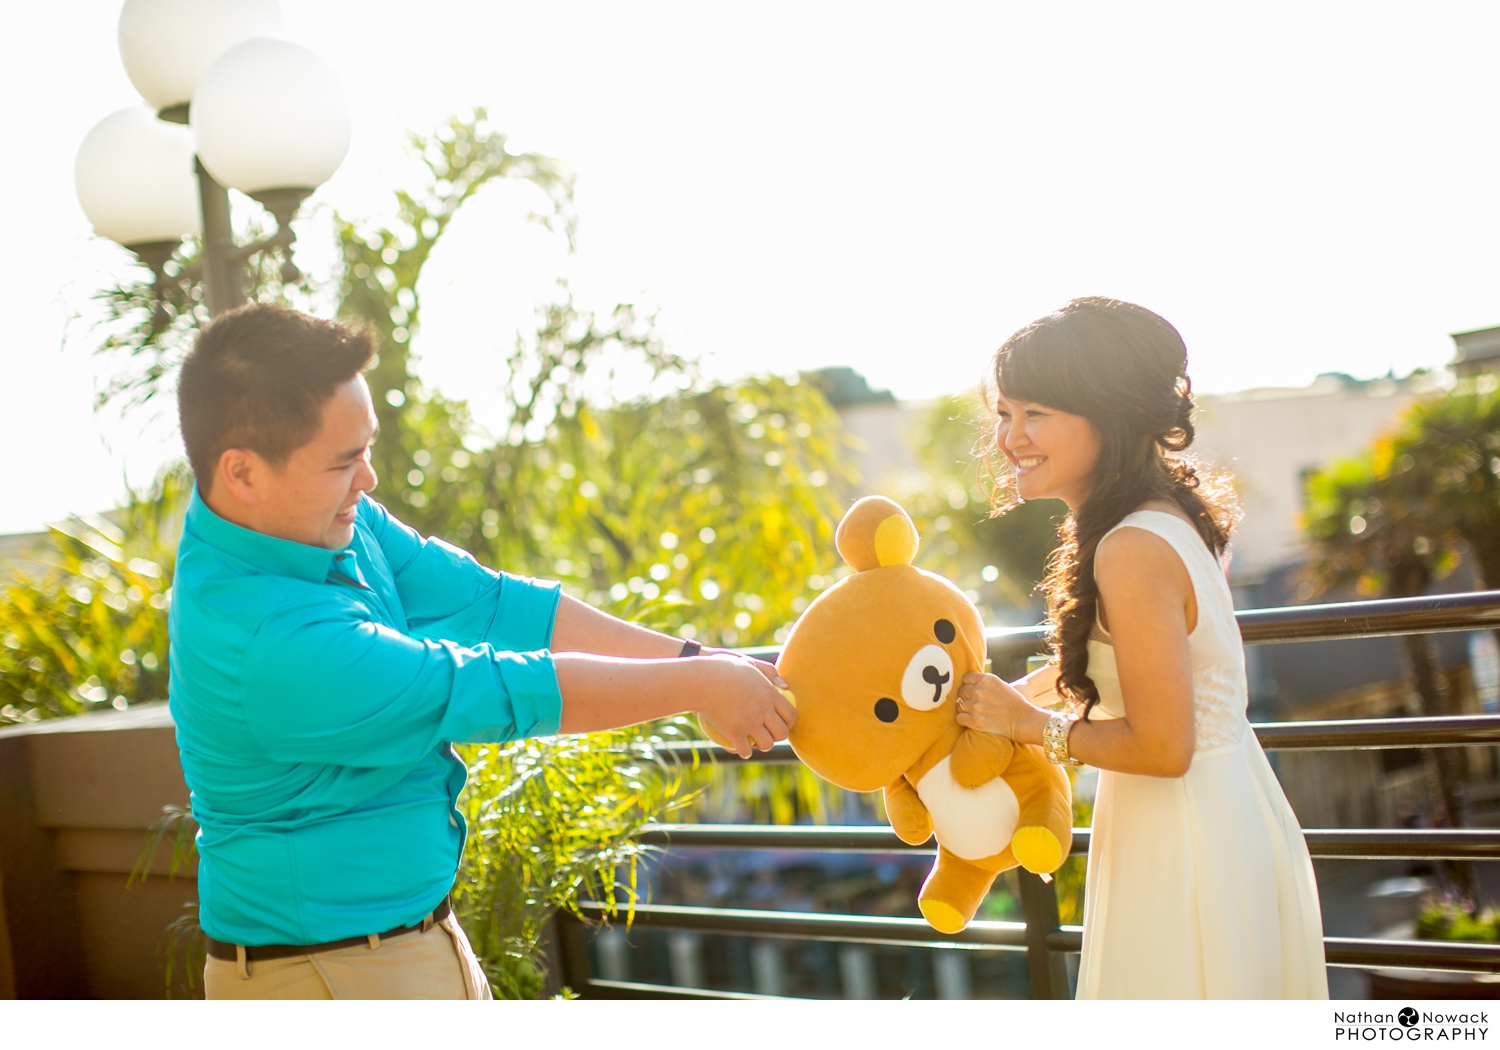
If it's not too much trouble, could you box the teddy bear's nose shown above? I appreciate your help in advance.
[900,644,954,711]
[922,664,951,703]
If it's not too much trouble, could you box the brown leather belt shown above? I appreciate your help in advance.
[205,894,452,963]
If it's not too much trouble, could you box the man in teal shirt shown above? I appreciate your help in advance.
[171,305,794,998]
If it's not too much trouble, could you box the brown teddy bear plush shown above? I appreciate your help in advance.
[776,495,1072,933]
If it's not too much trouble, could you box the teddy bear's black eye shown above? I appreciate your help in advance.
[874,698,899,723]
[934,619,956,644]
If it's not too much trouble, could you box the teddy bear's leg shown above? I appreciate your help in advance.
[917,847,999,934]
[1010,824,1064,875]
[1009,763,1075,875]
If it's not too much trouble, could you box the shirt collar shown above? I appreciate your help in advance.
[184,487,349,584]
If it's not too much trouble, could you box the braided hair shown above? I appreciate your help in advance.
[981,297,1240,718]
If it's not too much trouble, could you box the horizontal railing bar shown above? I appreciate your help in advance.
[582,978,800,1000]
[1041,933,1500,973]
[982,625,1048,658]
[1235,590,1500,645]
[576,903,1500,974]
[986,591,1500,655]
[1303,828,1500,860]
[638,824,1500,861]
[1254,715,1500,750]
[986,592,1500,655]
[654,714,1500,767]
[738,592,1500,669]
[1047,929,1081,952]
[639,824,930,852]
[1323,937,1500,973]
[654,740,802,764]
[577,901,1034,950]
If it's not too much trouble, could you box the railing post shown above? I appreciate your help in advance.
[537,915,565,999]
[1018,871,1069,1000]
[550,910,593,997]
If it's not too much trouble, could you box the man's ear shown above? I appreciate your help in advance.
[216,447,267,506]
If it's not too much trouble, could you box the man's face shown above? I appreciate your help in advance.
[245,375,379,550]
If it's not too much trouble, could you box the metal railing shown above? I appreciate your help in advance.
[552,590,1500,999]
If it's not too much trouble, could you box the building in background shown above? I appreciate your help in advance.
[808,367,926,495]
[1450,324,1500,378]
[1193,372,1438,583]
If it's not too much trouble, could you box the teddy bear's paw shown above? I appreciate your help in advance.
[1011,826,1064,874]
[696,713,741,754]
[918,898,968,935]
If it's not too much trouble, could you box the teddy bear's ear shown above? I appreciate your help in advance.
[835,495,919,571]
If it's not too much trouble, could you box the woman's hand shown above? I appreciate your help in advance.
[954,672,1049,745]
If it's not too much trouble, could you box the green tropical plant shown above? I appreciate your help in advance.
[1417,897,1500,943]
[0,467,187,725]
[1386,383,1500,591]
[454,725,698,997]
[129,803,204,993]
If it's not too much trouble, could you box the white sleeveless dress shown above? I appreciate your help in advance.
[1074,511,1328,999]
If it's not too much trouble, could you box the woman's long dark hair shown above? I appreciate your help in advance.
[983,297,1240,717]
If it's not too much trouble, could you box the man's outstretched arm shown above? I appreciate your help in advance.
[240,605,794,767]
[551,594,787,687]
[551,594,686,658]
[554,652,795,758]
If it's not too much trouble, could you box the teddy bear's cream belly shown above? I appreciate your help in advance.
[913,755,1020,861]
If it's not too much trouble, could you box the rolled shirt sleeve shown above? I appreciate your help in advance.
[240,598,562,767]
[491,567,561,651]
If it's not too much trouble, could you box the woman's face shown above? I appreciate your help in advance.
[995,392,1103,510]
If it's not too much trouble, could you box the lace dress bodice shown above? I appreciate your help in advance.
[1085,511,1249,751]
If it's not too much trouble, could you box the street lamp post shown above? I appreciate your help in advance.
[75,0,351,319]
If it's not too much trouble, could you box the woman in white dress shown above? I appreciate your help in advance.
[954,297,1328,999]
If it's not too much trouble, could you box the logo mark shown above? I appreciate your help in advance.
[1398,1007,1419,1028]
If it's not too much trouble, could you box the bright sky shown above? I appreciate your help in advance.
[6,1,1500,534]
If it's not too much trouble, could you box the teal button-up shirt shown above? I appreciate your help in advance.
[168,490,562,946]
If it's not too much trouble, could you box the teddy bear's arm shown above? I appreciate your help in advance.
[884,777,933,845]
[949,729,1016,789]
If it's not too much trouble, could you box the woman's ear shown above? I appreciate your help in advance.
[835,496,919,571]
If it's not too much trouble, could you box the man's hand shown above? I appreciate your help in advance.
[697,654,797,759]
[702,647,787,691]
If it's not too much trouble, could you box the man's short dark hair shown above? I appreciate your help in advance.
[178,304,376,488]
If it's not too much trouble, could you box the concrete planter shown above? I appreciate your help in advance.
[0,703,198,998]
[1367,967,1500,998]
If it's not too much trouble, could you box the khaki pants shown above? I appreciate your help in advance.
[204,914,493,999]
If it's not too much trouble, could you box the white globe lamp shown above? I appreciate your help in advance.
[74,107,200,256]
[118,0,285,117]
[86,4,347,316]
[191,37,351,204]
